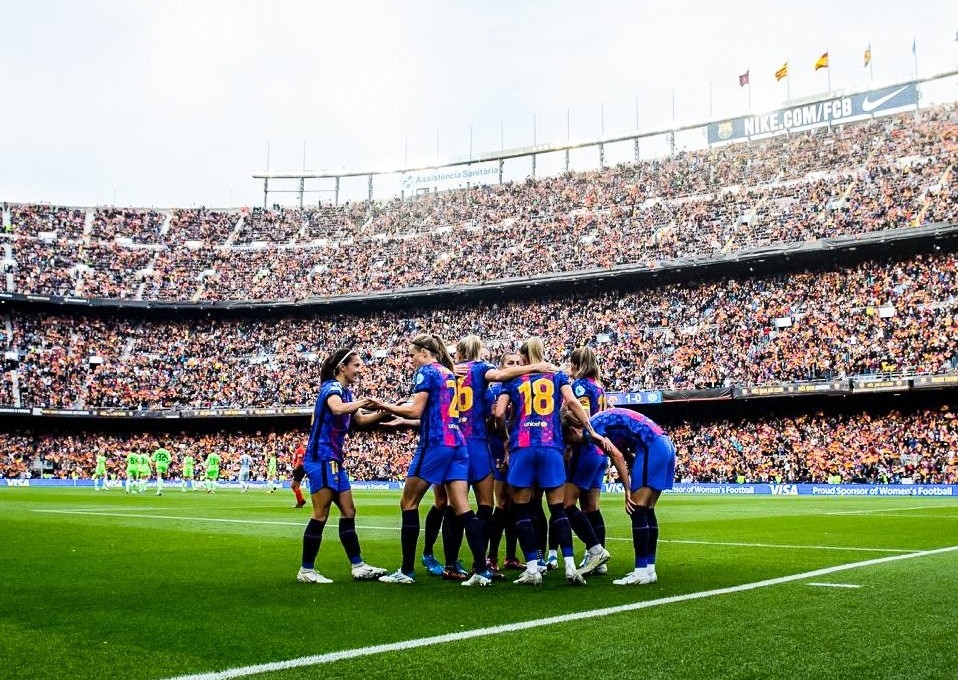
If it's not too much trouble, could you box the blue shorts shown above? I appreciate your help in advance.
[630,436,676,492]
[466,439,494,483]
[304,460,351,494]
[408,445,468,486]
[567,444,609,490]
[507,446,565,490]
[489,438,507,483]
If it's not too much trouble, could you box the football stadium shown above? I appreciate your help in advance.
[2,3,957,679]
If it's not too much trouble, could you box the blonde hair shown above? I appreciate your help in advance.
[519,336,545,364]
[570,346,602,382]
[410,333,456,372]
[456,334,483,362]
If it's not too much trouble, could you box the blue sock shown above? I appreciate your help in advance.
[488,506,508,559]
[512,502,539,563]
[423,505,443,556]
[566,504,599,549]
[338,517,362,565]
[630,508,649,569]
[459,510,487,573]
[476,504,493,556]
[532,502,548,554]
[504,506,519,560]
[442,506,463,568]
[400,509,420,574]
[587,509,606,546]
[548,503,574,558]
[301,518,326,569]
[646,507,658,567]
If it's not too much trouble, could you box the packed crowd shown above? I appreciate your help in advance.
[3,249,955,410]
[3,105,955,302]
[3,405,954,485]
[91,208,166,243]
[671,406,957,484]
[8,204,86,240]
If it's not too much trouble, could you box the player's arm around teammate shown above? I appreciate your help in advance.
[369,333,494,587]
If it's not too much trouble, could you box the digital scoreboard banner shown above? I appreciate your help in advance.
[601,482,957,496]
[708,82,918,144]
[912,374,958,389]
[735,380,850,398]
[606,390,663,406]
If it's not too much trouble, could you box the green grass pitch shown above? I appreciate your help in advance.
[1,487,956,679]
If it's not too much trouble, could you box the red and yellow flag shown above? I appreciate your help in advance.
[864,45,872,67]
[815,52,829,70]
[775,62,788,81]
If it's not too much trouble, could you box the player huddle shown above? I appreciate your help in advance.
[296,333,676,588]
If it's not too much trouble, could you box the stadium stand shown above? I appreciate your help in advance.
[3,105,955,302]
[4,250,955,409]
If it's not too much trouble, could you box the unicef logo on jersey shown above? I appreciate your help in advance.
[573,385,585,397]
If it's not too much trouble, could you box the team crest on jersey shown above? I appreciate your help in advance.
[574,385,585,396]
[415,372,425,385]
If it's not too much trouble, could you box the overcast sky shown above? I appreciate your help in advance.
[1,1,955,208]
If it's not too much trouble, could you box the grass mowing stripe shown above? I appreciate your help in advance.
[158,544,958,680]
[609,537,914,553]
[30,509,919,551]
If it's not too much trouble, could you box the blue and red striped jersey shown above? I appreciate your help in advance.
[413,362,466,449]
[501,371,570,451]
[456,360,497,440]
[305,380,352,463]
[590,408,666,452]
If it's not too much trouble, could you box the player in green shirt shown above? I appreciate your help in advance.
[93,454,109,491]
[137,453,152,493]
[182,454,195,492]
[152,446,171,496]
[204,452,221,493]
[125,452,137,493]
[266,455,278,493]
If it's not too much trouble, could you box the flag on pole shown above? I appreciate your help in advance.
[739,70,750,87]
[911,38,916,55]
[814,52,829,70]
[864,45,871,67]
[775,62,788,81]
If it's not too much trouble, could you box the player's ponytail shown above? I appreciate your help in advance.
[519,336,545,364]
[431,334,456,372]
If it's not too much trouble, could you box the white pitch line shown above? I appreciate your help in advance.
[29,509,398,531]
[158,544,958,680]
[824,513,958,520]
[807,582,862,589]
[604,536,913,553]
[826,505,948,516]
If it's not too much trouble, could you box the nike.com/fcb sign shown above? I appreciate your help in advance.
[707,82,918,144]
